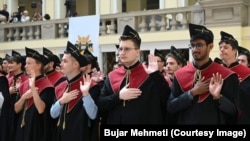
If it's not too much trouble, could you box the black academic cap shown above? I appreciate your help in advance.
[43,47,61,66]
[25,47,50,65]
[154,49,165,62]
[0,57,2,65]
[83,48,100,70]
[238,46,250,55]
[120,25,141,47]
[220,31,238,48]
[115,44,119,49]
[3,54,10,60]
[65,41,88,67]
[10,50,26,66]
[170,46,187,66]
[12,50,22,57]
[189,23,214,44]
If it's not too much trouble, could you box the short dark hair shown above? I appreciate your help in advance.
[44,14,50,20]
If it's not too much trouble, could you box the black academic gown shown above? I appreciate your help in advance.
[88,82,101,141]
[45,70,67,141]
[168,59,239,124]
[56,73,94,141]
[15,75,55,141]
[0,72,10,141]
[98,61,170,125]
[8,72,29,141]
[225,62,250,124]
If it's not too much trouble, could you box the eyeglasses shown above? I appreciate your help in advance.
[118,47,137,53]
[189,43,206,50]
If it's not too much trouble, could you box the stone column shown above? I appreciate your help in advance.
[200,0,249,26]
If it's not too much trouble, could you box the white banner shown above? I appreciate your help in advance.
[68,15,100,58]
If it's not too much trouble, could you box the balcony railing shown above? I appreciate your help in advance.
[0,5,204,42]
[0,0,249,43]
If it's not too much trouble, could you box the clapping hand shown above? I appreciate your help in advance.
[209,72,223,99]
[143,54,158,74]
[80,74,92,97]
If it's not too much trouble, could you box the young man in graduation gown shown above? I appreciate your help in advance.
[80,48,103,141]
[42,47,67,140]
[8,50,28,141]
[219,31,250,124]
[237,46,250,68]
[167,23,239,125]
[50,41,98,141]
[43,47,66,87]
[165,46,187,86]
[0,62,10,141]
[98,25,170,125]
[14,47,55,141]
[154,48,166,76]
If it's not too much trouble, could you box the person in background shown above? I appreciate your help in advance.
[50,41,97,141]
[154,48,166,75]
[165,46,187,86]
[98,25,170,125]
[43,14,51,20]
[0,4,9,23]
[8,50,28,141]
[113,44,122,70]
[219,31,250,124]
[237,46,250,68]
[80,48,103,141]
[167,23,238,125]
[20,10,30,23]
[42,47,66,140]
[43,47,66,87]
[31,12,42,22]
[14,47,55,141]
[2,54,10,76]
[0,57,10,141]
[9,12,20,23]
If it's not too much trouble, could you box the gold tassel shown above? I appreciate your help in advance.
[20,118,25,128]
[63,121,66,130]
[193,70,201,86]
[20,101,27,128]
[62,104,68,130]
[57,118,60,127]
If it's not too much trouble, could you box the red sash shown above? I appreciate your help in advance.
[55,80,68,99]
[19,76,53,109]
[8,73,29,86]
[175,62,235,103]
[230,64,250,82]
[46,71,65,86]
[57,76,83,113]
[56,74,96,112]
[109,63,149,93]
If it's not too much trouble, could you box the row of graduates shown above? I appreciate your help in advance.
[1,23,250,141]
[153,24,250,125]
[0,43,104,141]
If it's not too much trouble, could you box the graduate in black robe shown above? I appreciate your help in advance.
[219,31,250,124]
[8,50,28,141]
[0,71,10,141]
[14,47,55,141]
[98,25,170,125]
[50,41,97,141]
[167,24,238,125]
[80,48,103,141]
